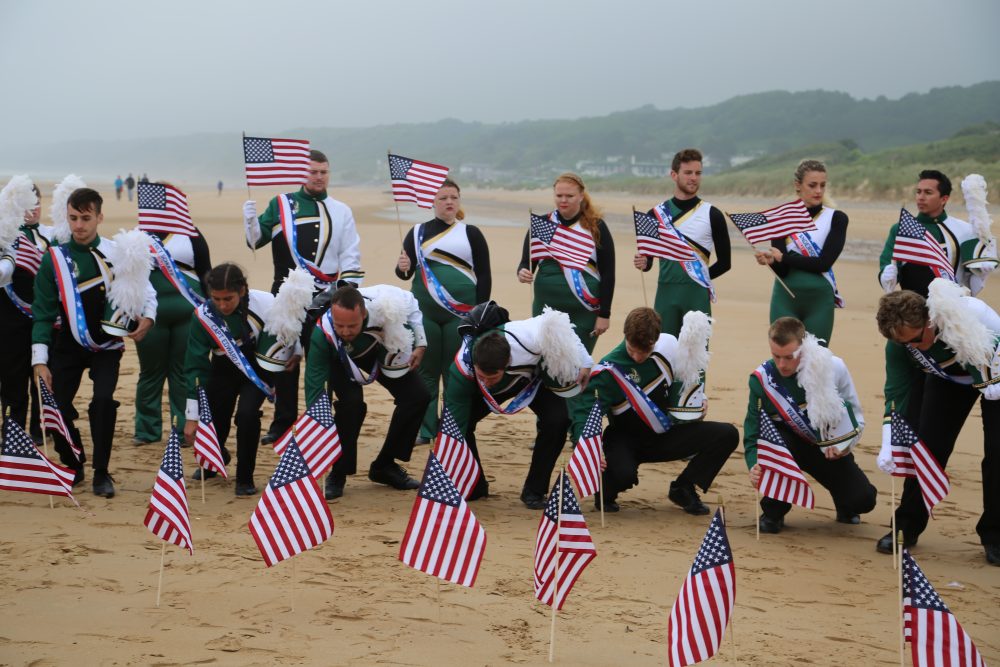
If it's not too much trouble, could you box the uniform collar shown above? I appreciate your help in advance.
[916,210,947,226]
[299,186,328,202]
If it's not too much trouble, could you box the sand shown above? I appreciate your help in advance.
[2,184,998,666]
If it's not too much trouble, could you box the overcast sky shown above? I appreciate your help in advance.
[1,0,997,146]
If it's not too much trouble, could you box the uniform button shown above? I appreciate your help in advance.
[99,285,105,291]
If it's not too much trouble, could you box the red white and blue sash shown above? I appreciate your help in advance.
[652,203,716,303]
[591,363,672,434]
[788,231,844,308]
[414,223,473,317]
[194,303,274,401]
[277,194,338,284]
[905,345,972,385]
[752,361,818,443]
[148,234,204,308]
[454,335,542,415]
[3,285,32,318]
[319,309,380,385]
[49,246,123,352]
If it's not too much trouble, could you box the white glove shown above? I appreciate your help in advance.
[243,200,261,246]
[879,264,898,293]
[0,255,14,287]
[876,422,895,474]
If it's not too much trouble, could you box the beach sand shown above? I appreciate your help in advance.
[2,185,998,666]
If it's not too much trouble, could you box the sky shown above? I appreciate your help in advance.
[1,0,998,146]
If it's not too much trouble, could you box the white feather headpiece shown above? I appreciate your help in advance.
[106,229,154,318]
[537,306,582,385]
[961,174,993,243]
[264,267,314,347]
[795,334,842,437]
[49,174,87,244]
[674,311,713,390]
[369,289,415,354]
[927,278,994,367]
[0,175,38,251]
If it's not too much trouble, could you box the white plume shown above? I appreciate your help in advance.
[796,334,843,437]
[927,278,994,367]
[264,267,314,347]
[0,175,38,250]
[50,174,87,243]
[961,174,993,243]
[106,229,154,317]
[538,306,581,384]
[370,289,414,354]
[674,311,713,389]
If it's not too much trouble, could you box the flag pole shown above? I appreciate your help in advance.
[891,477,896,569]
[717,494,737,662]
[724,211,795,298]
[242,131,256,261]
[388,150,404,243]
[897,532,904,667]
[632,208,649,306]
[549,471,564,663]
[599,458,605,529]
[755,398,761,540]
[155,541,166,607]
[33,383,55,509]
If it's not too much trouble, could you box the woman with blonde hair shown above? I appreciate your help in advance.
[755,159,848,343]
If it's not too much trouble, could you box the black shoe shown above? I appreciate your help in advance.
[467,478,489,501]
[192,467,218,481]
[260,432,278,446]
[876,531,917,554]
[668,482,710,515]
[235,481,258,497]
[92,470,115,498]
[368,463,420,490]
[985,544,1000,566]
[759,515,784,534]
[72,467,85,487]
[520,488,546,510]
[836,510,861,525]
[594,492,619,513]
[325,473,346,500]
[414,436,431,446]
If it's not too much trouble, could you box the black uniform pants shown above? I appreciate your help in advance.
[206,355,270,485]
[895,374,1000,544]
[0,303,41,436]
[268,365,299,437]
[602,419,739,501]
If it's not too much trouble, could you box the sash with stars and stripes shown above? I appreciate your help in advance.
[752,361,818,444]
[49,246,123,352]
[454,335,541,415]
[277,193,339,284]
[904,345,972,385]
[319,309,380,385]
[652,202,716,302]
[787,230,844,308]
[414,223,473,317]
[148,234,204,309]
[591,363,672,434]
[193,303,274,401]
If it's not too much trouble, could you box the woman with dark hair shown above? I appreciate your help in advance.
[755,159,848,343]
[395,179,491,444]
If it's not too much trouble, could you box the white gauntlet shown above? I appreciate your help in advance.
[876,422,895,474]
[243,200,261,247]
[879,264,898,293]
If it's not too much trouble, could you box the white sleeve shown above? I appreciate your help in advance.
[32,343,49,366]
[0,254,15,287]
[404,289,427,347]
[835,357,865,434]
[337,205,363,285]
[968,296,1000,332]
[185,399,199,420]
[575,334,594,369]
[142,280,158,321]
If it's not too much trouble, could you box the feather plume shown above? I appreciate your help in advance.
[49,174,87,244]
[961,174,993,243]
[0,175,38,250]
[264,268,314,347]
[370,289,414,354]
[927,278,994,367]
[106,229,154,317]
[538,307,582,384]
[674,311,713,390]
[796,334,843,437]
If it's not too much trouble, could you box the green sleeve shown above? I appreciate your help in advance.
[255,196,281,248]
[30,252,59,347]
[568,389,597,442]
[884,340,920,417]
[304,325,332,405]
[443,362,476,434]
[878,223,899,277]
[742,374,764,469]
[184,318,215,400]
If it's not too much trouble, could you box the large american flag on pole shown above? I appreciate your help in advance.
[903,550,985,667]
[0,419,78,505]
[143,429,193,554]
[728,199,816,245]
[890,208,956,281]
[667,508,736,667]
[193,386,228,479]
[633,209,697,262]
[137,182,197,236]
[13,234,43,274]
[755,411,815,509]
[249,435,334,567]
[388,154,450,209]
[529,212,594,271]
[273,394,341,481]
[399,452,486,587]
[567,401,604,499]
[891,411,950,514]
[534,471,597,610]
[433,407,481,499]
[243,136,311,187]
[38,377,80,462]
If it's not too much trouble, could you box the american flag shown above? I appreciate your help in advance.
[567,402,604,499]
[891,411,950,514]
[137,182,197,236]
[38,378,80,462]
[143,429,193,554]
[193,386,228,479]
[728,199,816,245]
[667,509,736,667]
[755,411,815,509]
[399,452,486,587]
[388,154,450,209]
[13,234,43,274]
[273,394,341,481]
[433,408,481,499]
[249,435,334,567]
[903,550,985,667]
[534,471,596,610]
[890,208,956,281]
[633,209,696,262]
[0,418,77,504]
[243,136,311,187]
[529,212,594,271]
